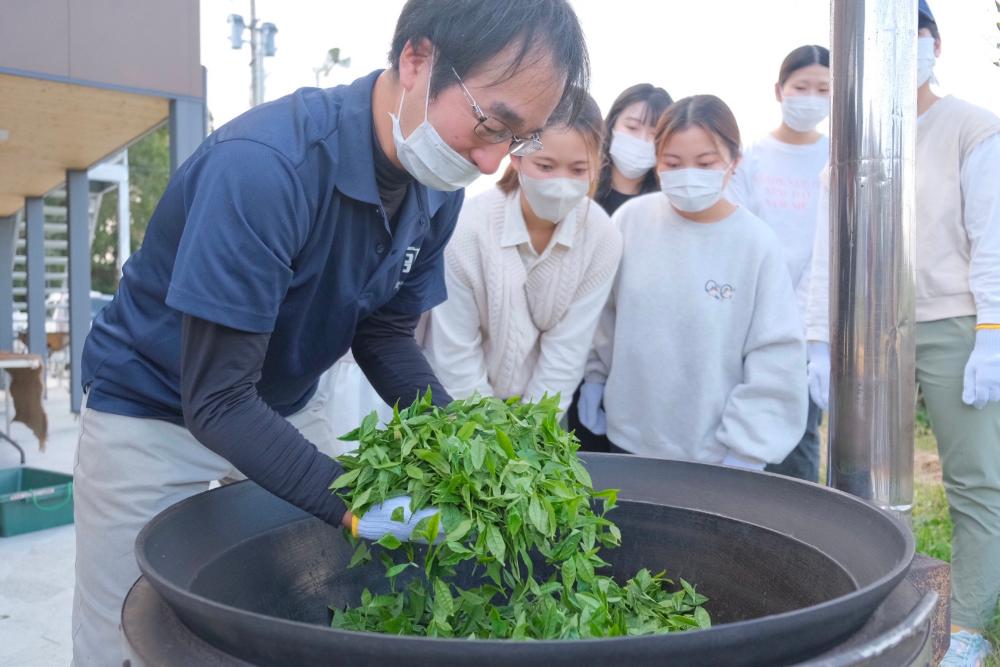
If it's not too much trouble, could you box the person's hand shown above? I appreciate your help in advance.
[346,496,445,544]
[577,382,607,435]
[807,341,831,412]
[962,328,1000,410]
[722,450,767,471]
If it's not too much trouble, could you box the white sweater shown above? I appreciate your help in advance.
[728,134,829,319]
[586,194,807,465]
[422,186,622,413]
[806,99,1000,342]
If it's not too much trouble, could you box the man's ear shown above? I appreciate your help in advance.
[774,82,783,104]
[933,36,942,58]
[397,38,434,94]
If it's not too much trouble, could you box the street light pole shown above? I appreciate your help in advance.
[249,0,266,106]
[228,1,278,107]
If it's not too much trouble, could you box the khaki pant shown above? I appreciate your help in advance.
[916,316,1000,629]
[70,388,348,666]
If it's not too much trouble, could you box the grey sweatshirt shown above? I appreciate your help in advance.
[585,193,807,465]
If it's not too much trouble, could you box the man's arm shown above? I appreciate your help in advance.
[179,314,350,526]
[351,308,452,410]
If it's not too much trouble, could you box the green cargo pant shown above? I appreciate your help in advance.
[916,316,1000,630]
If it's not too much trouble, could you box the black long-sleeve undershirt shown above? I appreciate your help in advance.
[180,315,349,525]
[178,309,450,526]
[351,310,452,410]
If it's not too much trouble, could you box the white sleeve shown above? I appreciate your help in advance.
[794,258,812,322]
[583,270,618,385]
[716,244,808,465]
[421,259,494,400]
[522,271,617,414]
[805,175,831,343]
[961,132,1000,324]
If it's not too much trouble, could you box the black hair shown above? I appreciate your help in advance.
[389,0,590,121]
[595,83,673,202]
[918,14,940,41]
[778,45,830,87]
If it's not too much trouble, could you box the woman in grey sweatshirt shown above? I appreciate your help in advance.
[578,95,807,469]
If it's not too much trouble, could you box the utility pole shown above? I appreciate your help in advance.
[249,0,263,106]
[227,1,278,107]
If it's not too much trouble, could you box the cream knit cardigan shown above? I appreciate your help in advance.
[424,186,622,406]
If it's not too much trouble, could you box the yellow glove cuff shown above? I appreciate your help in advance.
[351,513,360,538]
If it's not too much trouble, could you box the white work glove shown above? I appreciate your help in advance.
[577,382,607,435]
[807,341,831,412]
[722,450,767,471]
[962,328,1000,410]
[351,496,445,544]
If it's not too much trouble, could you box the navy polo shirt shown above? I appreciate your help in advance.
[82,70,464,422]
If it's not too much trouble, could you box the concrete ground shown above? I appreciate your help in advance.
[0,383,78,666]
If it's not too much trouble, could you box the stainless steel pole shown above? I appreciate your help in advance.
[828,0,918,519]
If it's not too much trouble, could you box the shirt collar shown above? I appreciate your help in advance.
[501,189,579,250]
[334,69,448,217]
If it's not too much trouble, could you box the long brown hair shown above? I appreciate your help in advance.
[496,87,605,195]
[595,83,673,201]
[654,95,741,164]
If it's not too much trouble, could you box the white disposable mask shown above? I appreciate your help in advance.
[390,61,480,192]
[519,173,589,222]
[658,167,729,213]
[917,36,937,88]
[780,95,830,132]
[608,131,657,179]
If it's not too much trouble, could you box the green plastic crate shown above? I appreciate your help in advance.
[0,467,74,537]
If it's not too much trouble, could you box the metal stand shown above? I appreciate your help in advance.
[0,432,25,465]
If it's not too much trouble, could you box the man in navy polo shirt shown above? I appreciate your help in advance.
[71,1,589,663]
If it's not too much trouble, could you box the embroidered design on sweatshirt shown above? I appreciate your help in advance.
[705,280,735,301]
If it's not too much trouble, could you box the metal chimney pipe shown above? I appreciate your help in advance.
[828,0,917,518]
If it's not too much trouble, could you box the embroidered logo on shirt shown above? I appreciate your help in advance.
[395,246,422,290]
[402,246,421,274]
[705,280,735,300]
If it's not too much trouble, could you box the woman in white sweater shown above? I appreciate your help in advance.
[422,91,622,414]
[726,45,830,482]
[579,95,806,468]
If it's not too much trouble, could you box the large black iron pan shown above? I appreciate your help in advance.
[135,455,914,666]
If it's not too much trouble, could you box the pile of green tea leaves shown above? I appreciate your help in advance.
[329,391,710,639]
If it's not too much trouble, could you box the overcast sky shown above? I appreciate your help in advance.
[200,1,1000,193]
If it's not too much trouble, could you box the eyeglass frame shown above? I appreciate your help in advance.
[450,66,543,157]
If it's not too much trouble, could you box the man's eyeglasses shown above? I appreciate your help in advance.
[451,67,543,157]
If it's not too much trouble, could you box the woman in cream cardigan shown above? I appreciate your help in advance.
[422,91,622,415]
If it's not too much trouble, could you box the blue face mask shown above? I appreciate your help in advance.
[390,60,481,192]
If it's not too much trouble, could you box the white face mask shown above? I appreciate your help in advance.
[917,36,937,88]
[519,173,589,222]
[390,62,480,192]
[608,131,657,179]
[780,95,831,133]
[658,167,729,213]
